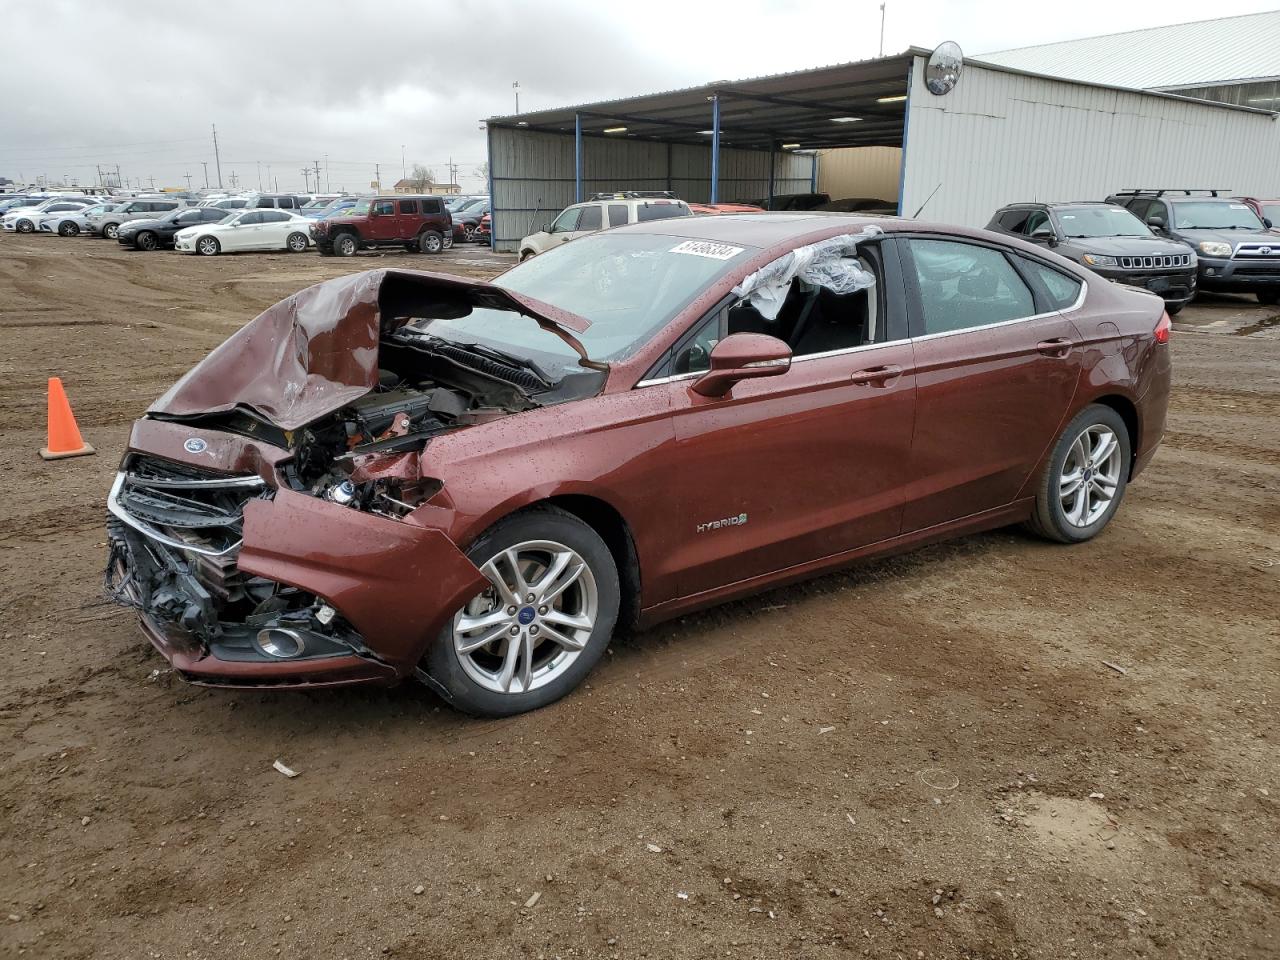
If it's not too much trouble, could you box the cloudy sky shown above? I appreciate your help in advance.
[2,0,1275,194]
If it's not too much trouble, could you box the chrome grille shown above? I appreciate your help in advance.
[1233,243,1280,260]
[107,455,266,557]
[1118,254,1191,270]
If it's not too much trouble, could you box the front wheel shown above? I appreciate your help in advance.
[1026,404,1131,544]
[423,507,620,717]
[58,221,80,237]
[334,233,358,257]
[195,235,220,257]
[16,219,34,234]
[286,231,308,253]
[135,231,158,251]
[1257,288,1280,306]
[417,230,443,254]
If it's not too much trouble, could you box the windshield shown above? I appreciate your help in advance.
[407,231,755,378]
[346,198,372,216]
[1055,206,1150,238]
[1171,200,1265,230]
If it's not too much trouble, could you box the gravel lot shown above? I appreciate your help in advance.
[1,233,1277,960]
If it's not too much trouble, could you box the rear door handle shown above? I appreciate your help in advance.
[1037,338,1073,357]
[850,364,903,387]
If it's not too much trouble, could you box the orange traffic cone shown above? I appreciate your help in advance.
[40,377,95,461]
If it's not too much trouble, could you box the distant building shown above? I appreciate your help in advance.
[392,179,460,195]
[981,11,1280,109]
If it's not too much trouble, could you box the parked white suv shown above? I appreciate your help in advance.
[518,193,691,260]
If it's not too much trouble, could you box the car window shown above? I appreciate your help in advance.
[578,205,602,231]
[1123,199,1150,222]
[671,312,721,375]
[176,210,202,223]
[260,211,290,223]
[373,200,395,216]
[238,211,265,225]
[1023,210,1051,236]
[907,239,1036,335]
[637,202,688,222]
[203,208,228,222]
[997,209,1031,233]
[279,197,296,208]
[1020,258,1083,310]
[608,204,628,227]
[50,203,78,211]
[423,198,443,214]
[398,199,418,215]
[550,207,581,233]
[1169,199,1263,230]
[1144,200,1169,225]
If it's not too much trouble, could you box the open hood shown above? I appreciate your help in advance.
[149,268,596,430]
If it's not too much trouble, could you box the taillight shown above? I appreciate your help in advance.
[1154,311,1171,344]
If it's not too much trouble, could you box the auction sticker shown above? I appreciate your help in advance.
[670,240,744,260]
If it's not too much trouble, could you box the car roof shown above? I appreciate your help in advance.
[619,212,911,246]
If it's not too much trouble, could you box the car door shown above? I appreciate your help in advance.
[898,235,1084,533]
[255,211,291,249]
[649,236,917,599]
[546,206,582,248]
[396,199,419,240]
[368,199,397,242]
[225,210,262,250]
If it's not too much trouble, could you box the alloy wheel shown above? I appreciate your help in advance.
[197,237,218,256]
[137,232,157,251]
[287,232,307,252]
[103,224,118,238]
[453,539,598,695]
[1059,424,1122,527]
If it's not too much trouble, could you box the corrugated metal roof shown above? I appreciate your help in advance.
[980,11,1280,89]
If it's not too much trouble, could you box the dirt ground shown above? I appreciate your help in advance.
[1,232,1277,960]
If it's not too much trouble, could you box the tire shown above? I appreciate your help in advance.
[135,231,158,251]
[16,219,35,234]
[1256,289,1280,306]
[462,224,476,242]
[58,221,79,237]
[334,233,358,257]
[195,235,220,257]
[1025,403,1131,544]
[442,232,453,250]
[417,230,443,254]
[1165,302,1184,316]
[102,222,119,239]
[286,231,308,253]
[423,506,620,717]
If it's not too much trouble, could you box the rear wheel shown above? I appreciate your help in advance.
[334,233,358,257]
[1257,288,1280,306]
[423,507,619,717]
[135,231,158,251]
[286,231,308,253]
[417,230,443,254]
[195,235,220,257]
[1026,404,1131,544]
[58,221,80,237]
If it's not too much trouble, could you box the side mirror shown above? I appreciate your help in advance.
[1147,216,1165,230]
[1264,217,1274,229]
[1029,226,1056,246]
[692,333,792,398]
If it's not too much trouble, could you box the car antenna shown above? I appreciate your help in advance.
[911,183,942,219]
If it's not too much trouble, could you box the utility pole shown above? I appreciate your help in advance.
[266,164,272,192]
[302,167,312,192]
[115,164,121,189]
[401,145,406,181]
[229,170,239,189]
[211,123,223,188]
[374,163,380,189]
[879,2,886,57]
[324,153,329,192]
[513,80,520,114]
[184,172,193,190]
[96,164,103,187]
[257,160,262,191]
[313,159,322,194]
[201,162,209,188]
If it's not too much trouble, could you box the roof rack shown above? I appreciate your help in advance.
[588,190,680,200]
[1111,188,1231,198]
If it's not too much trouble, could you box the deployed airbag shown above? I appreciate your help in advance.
[731,227,882,320]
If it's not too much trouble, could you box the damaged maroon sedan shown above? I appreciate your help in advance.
[107,215,1171,716]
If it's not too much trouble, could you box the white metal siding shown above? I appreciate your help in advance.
[489,127,812,252]
[901,59,1280,228]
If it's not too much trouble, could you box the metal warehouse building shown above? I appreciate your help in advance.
[483,43,1280,252]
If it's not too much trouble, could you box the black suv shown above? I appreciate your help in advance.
[1107,189,1280,305]
[987,201,1196,313]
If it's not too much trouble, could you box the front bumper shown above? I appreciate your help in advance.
[1095,266,1197,305]
[106,420,487,689]
[173,234,197,252]
[1197,256,1280,291]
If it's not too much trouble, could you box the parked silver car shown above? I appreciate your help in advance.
[92,197,188,238]
[39,201,121,237]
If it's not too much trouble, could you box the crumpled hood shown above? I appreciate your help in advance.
[148,268,593,430]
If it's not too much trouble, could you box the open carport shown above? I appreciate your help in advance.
[483,47,1280,252]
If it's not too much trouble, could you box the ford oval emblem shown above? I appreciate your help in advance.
[183,437,208,454]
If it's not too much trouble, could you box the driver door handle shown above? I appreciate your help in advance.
[850,364,903,387]
[1037,338,1073,358]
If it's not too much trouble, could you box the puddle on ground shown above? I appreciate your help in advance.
[1236,314,1280,336]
